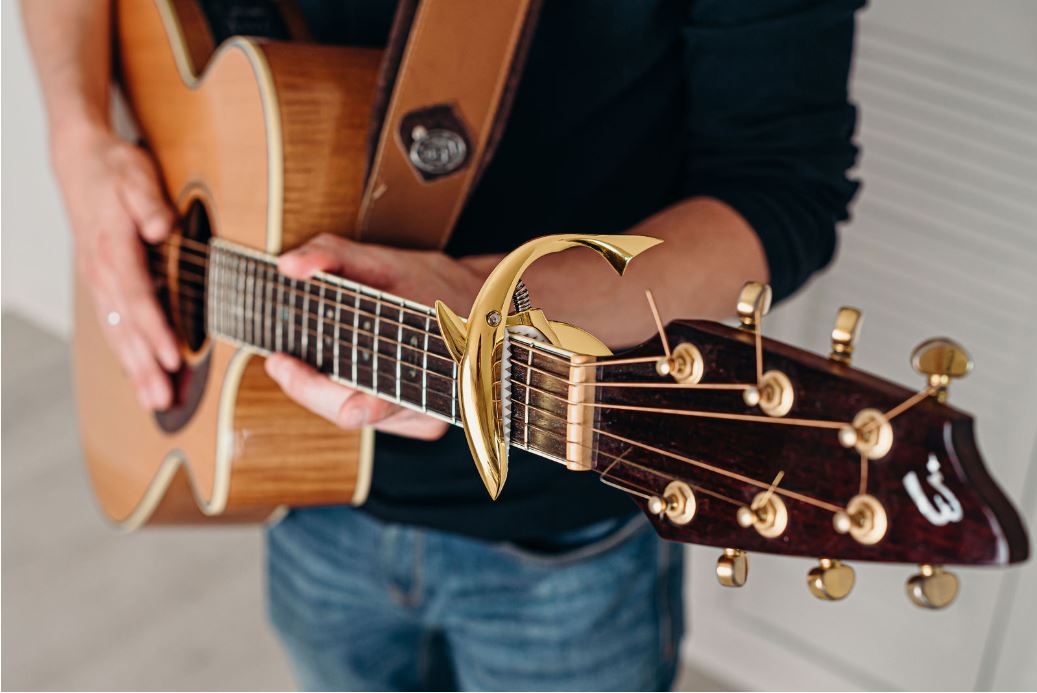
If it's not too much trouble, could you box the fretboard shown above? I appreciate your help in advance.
[202,240,576,465]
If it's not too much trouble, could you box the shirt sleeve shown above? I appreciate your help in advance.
[680,0,864,300]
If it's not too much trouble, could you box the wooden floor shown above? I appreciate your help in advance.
[0,312,730,691]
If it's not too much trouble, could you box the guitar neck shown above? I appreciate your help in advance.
[203,239,574,466]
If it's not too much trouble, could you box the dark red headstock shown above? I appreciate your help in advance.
[588,317,1028,571]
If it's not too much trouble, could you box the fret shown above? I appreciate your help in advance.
[451,359,457,423]
[264,263,274,352]
[315,283,326,371]
[377,296,385,394]
[524,345,533,448]
[333,287,342,381]
[300,279,310,361]
[288,279,298,355]
[351,290,360,386]
[422,314,430,412]
[234,254,244,342]
[244,259,255,346]
[209,247,220,337]
[355,292,377,391]
[394,302,404,402]
[275,272,285,352]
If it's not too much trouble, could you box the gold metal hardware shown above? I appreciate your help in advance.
[807,558,856,601]
[736,282,772,329]
[830,307,862,365]
[656,342,704,384]
[716,548,749,588]
[848,408,893,460]
[662,480,696,525]
[911,338,972,403]
[906,564,959,609]
[565,354,596,471]
[436,234,662,499]
[757,369,794,417]
[833,494,888,545]
[647,481,696,525]
[737,490,788,539]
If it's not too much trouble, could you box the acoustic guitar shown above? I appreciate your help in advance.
[77,0,1027,607]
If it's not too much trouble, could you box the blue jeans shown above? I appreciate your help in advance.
[266,507,684,691]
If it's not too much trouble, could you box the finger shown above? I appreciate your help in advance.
[369,408,449,441]
[278,233,397,289]
[94,294,172,410]
[118,156,174,243]
[265,353,356,423]
[100,228,181,371]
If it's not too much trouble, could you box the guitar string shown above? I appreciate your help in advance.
[506,396,844,513]
[159,268,933,446]
[151,245,936,440]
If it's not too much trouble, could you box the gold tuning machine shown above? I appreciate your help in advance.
[736,282,772,330]
[807,558,856,601]
[830,307,862,365]
[906,564,959,609]
[716,548,749,588]
[833,494,888,545]
[646,481,697,525]
[911,338,973,403]
[736,492,788,538]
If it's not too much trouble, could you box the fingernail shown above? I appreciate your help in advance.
[145,216,169,240]
[137,388,154,410]
[339,405,367,429]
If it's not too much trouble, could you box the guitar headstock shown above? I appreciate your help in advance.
[584,283,1028,607]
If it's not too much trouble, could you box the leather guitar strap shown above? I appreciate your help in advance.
[355,0,541,249]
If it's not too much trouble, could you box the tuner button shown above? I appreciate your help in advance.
[837,425,858,449]
[647,496,666,516]
[911,338,973,403]
[737,493,788,538]
[807,558,856,601]
[742,385,761,407]
[716,548,749,588]
[830,307,863,365]
[736,282,772,329]
[906,564,959,609]
[832,510,852,534]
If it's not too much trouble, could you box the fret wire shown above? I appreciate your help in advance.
[233,254,242,342]
[316,282,326,371]
[395,302,404,403]
[351,290,360,386]
[275,272,285,353]
[373,294,382,394]
[264,263,273,351]
[422,314,430,413]
[524,345,532,448]
[247,259,257,346]
[333,288,343,382]
[301,278,310,361]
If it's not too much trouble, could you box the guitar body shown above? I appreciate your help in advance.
[74,0,383,527]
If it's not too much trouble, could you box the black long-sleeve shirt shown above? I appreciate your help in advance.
[299,0,863,540]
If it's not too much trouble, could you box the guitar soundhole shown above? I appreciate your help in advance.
[151,198,213,433]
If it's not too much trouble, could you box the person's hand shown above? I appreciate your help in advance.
[264,233,495,441]
[53,125,180,410]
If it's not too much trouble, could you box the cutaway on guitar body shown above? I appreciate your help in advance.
[74,0,382,527]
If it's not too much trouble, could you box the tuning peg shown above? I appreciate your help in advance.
[647,481,697,525]
[829,307,862,365]
[911,338,972,403]
[906,564,959,609]
[736,282,772,330]
[736,477,789,538]
[716,548,749,588]
[807,558,856,601]
[832,494,888,545]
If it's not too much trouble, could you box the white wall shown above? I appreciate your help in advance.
[2,0,1035,690]
[2,0,74,335]
[683,2,1037,691]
